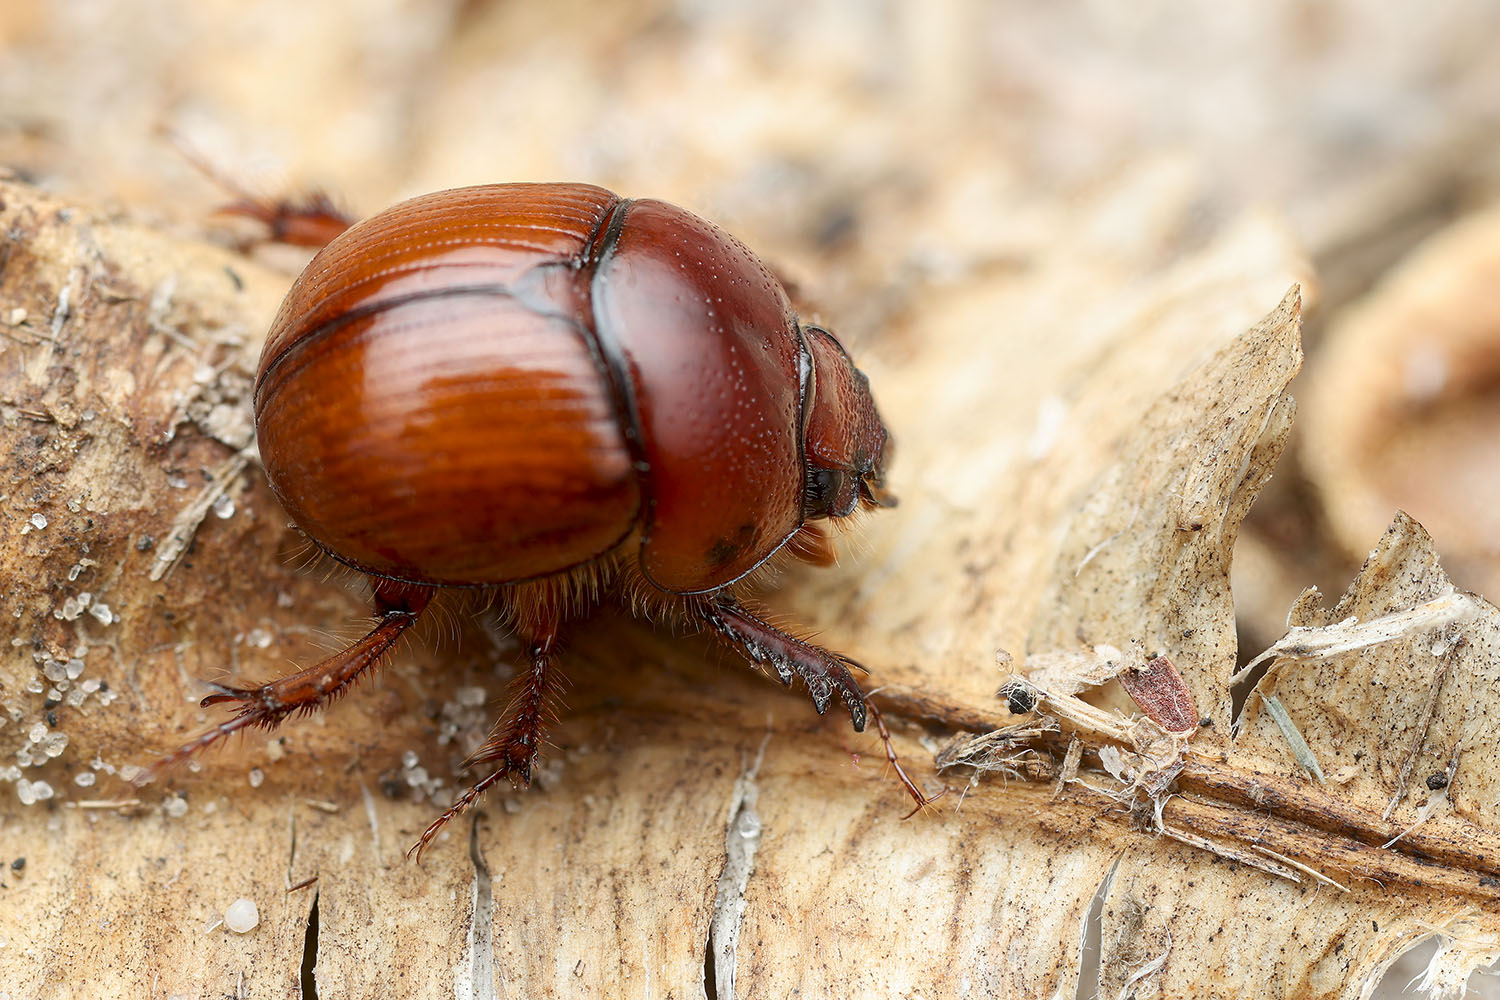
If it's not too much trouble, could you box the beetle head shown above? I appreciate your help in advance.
[801,325,894,520]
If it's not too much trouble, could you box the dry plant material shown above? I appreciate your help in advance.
[1116,653,1199,734]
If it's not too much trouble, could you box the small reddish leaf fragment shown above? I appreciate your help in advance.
[1118,654,1198,733]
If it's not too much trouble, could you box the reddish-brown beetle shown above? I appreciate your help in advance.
[155,183,919,854]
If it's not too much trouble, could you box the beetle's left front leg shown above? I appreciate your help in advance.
[700,596,868,732]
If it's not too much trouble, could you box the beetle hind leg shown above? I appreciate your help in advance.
[700,596,868,732]
[142,580,434,778]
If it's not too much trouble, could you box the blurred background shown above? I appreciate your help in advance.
[4,1,1500,992]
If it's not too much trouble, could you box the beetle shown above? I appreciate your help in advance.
[154,183,921,854]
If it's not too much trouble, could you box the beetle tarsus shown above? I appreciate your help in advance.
[864,695,941,817]
[408,626,563,862]
[139,584,433,781]
[701,597,868,732]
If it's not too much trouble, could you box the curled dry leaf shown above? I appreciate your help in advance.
[3,164,1496,1000]
[1304,203,1500,600]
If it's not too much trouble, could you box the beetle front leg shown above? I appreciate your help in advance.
[409,624,564,860]
[144,579,434,776]
[701,596,938,816]
[700,596,868,732]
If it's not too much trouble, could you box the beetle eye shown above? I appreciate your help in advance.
[805,468,852,519]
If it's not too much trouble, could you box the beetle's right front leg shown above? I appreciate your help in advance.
[143,579,434,776]
[699,595,868,731]
[699,595,937,816]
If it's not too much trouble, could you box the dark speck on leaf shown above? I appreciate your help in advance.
[1006,685,1037,715]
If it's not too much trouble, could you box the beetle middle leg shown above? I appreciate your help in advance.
[144,579,433,774]
[408,612,565,860]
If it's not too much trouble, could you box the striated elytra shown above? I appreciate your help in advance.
[156,183,916,855]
